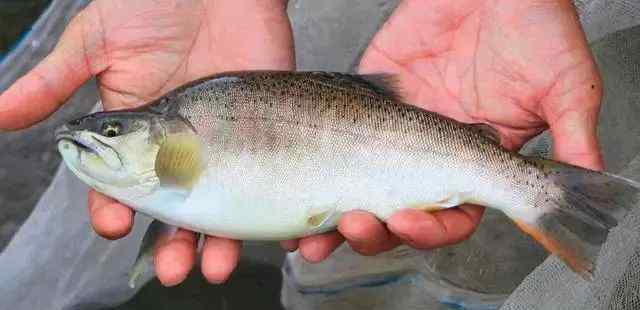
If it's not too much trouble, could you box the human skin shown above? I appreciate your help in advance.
[0,0,601,286]
[281,0,603,259]
[0,0,295,286]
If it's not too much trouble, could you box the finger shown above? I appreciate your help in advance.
[543,52,604,171]
[547,99,603,171]
[87,189,133,240]
[338,211,401,255]
[298,232,345,263]
[209,0,295,72]
[458,204,485,226]
[280,239,299,252]
[201,237,242,284]
[0,8,100,130]
[387,206,484,249]
[154,229,197,286]
[431,205,484,245]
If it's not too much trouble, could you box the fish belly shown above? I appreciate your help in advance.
[153,142,518,240]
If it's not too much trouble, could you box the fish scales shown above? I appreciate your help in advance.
[56,70,640,279]
[170,71,542,210]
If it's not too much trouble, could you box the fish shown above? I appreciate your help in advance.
[55,70,639,279]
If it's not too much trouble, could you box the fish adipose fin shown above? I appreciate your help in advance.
[511,159,640,280]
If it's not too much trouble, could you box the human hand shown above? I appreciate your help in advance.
[286,0,602,261]
[0,0,294,285]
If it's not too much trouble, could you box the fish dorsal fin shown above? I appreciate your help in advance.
[470,123,501,144]
[357,73,403,101]
[143,96,180,116]
[310,71,403,101]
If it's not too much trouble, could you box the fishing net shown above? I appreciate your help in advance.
[500,1,640,308]
[1,0,640,309]
[284,1,640,309]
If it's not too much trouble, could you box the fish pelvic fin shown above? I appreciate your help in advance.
[509,159,640,280]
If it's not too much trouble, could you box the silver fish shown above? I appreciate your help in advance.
[56,71,639,279]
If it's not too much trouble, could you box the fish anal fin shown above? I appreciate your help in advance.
[514,219,593,280]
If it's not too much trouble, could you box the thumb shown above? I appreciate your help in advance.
[545,74,604,171]
[0,9,99,130]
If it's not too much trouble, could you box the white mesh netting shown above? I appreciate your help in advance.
[501,2,640,308]
[285,1,640,309]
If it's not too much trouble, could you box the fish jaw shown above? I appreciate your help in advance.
[56,129,123,170]
[57,139,109,192]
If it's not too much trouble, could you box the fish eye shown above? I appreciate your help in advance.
[68,118,82,126]
[101,121,123,138]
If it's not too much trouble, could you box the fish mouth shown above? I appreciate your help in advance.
[55,125,123,170]
[56,131,94,153]
[56,127,97,155]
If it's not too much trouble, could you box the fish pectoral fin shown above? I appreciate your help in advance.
[155,133,205,190]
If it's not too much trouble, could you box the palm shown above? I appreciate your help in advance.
[296,0,605,264]
[0,0,603,284]
[0,0,294,286]
[360,0,602,163]
[80,0,293,109]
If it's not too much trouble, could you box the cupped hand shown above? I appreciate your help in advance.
[288,0,603,261]
[0,0,294,285]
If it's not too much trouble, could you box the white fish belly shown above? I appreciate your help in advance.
[151,138,523,240]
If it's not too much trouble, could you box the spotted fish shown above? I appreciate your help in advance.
[55,71,639,279]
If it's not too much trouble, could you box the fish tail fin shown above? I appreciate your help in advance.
[508,159,640,280]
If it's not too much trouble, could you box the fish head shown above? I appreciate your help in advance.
[56,110,166,200]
